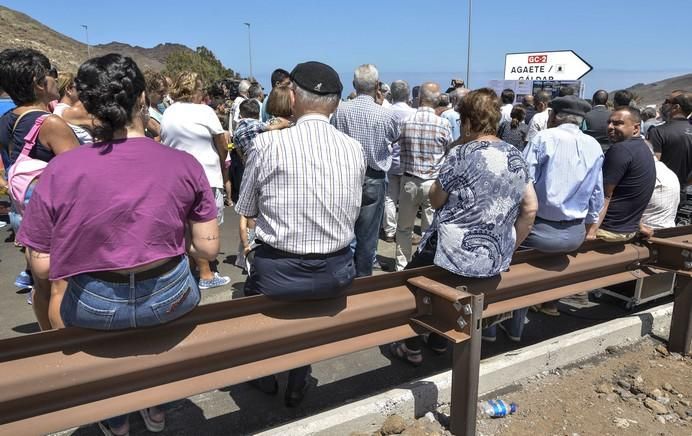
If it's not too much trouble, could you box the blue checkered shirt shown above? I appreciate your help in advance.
[330,95,399,172]
[233,119,268,156]
[399,107,453,179]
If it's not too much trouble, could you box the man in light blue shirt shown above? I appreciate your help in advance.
[522,95,604,253]
[521,95,604,317]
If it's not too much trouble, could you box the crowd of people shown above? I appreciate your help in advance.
[0,46,691,435]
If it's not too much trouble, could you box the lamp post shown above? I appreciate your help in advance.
[465,0,472,87]
[81,24,91,58]
[243,22,253,79]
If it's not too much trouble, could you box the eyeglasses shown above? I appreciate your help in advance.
[47,66,58,79]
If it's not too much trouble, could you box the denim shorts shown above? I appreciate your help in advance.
[60,256,200,330]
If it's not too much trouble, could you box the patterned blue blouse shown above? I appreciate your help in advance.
[418,139,529,277]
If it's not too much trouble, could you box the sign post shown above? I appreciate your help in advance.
[504,50,592,81]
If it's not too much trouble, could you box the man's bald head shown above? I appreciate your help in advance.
[419,82,441,108]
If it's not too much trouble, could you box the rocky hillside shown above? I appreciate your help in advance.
[0,5,194,73]
[623,73,692,107]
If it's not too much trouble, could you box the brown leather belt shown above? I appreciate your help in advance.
[87,256,183,283]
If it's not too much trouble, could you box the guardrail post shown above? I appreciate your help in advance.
[449,292,483,436]
[669,275,692,354]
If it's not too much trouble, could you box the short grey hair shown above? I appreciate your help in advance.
[238,80,251,94]
[419,82,441,107]
[390,80,409,103]
[294,85,340,109]
[554,112,584,126]
[353,64,379,93]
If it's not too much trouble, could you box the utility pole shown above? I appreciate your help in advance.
[243,22,253,79]
[81,24,91,58]
[466,0,472,87]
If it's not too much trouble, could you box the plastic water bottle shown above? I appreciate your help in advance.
[478,399,517,418]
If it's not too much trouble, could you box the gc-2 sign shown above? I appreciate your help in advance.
[504,50,592,81]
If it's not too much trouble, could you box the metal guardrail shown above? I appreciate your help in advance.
[1,228,691,436]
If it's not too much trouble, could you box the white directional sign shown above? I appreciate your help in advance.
[504,50,592,81]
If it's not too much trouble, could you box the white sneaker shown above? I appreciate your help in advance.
[198,272,231,290]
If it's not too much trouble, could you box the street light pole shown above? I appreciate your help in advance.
[243,22,253,79]
[81,24,91,58]
[466,0,472,87]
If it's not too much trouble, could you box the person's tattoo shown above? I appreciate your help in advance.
[30,251,50,259]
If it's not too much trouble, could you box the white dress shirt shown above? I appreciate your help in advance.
[527,108,551,143]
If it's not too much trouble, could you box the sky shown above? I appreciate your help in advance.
[3,0,691,95]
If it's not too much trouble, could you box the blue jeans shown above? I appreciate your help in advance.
[482,307,529,340]
[60,255,200,428]
[522,218,585,253]
[354,173,386,277]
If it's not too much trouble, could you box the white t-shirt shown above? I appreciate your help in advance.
[52,102,70,117]
[160,102,225,189]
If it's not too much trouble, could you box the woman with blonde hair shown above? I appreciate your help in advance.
[160,72,231,290]
[52,72,79,116]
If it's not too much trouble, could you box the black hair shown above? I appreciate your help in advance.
[613,90,633,108]
[558,86,575,97]
[592,90,608,106]
[510,105,526,129]
[239,99,260,119]
[500,88,515,104]
[670,92,692,116]
[0,48,52,105]
[271,68,290,87]
[641,107,657,121]
[76,53,146,142]
[615,106,642,124]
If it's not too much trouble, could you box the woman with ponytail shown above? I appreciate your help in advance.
[17,54,221,436]
[497,104,529,150]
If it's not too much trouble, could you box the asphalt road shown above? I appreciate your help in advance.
[0,207,673,435]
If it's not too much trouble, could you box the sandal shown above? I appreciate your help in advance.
[389,342,423,367]
[139,407,165,433]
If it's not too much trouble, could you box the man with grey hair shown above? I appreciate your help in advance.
[521,95,604,316]
[230,79,252,131]
[395,82,453,270]
[237,61,365,406]
[331,64,399,276]
[382,80,416,242]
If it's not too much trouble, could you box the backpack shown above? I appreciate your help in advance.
[8,113,50,214]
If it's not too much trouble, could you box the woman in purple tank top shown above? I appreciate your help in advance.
[17,54,221,436]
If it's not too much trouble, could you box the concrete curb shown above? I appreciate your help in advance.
[257,303,674,436]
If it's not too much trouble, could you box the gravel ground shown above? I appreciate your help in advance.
[353,337,691,436]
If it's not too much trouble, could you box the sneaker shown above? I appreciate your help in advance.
[26,289,34,305]
[198,272,231,290]
[498,323,521,342]
[14,271,33,289]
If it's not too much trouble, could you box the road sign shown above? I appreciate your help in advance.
[504,50,592,81]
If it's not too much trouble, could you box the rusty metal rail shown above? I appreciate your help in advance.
[1,227,691,436]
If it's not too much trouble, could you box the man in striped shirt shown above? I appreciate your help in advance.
[331,64,399,276]
[235,61,365,407]
[395,82,453,270]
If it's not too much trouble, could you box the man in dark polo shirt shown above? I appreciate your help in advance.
[590,107,656,241]
[584,90,611,151]
[648,92,692,190]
